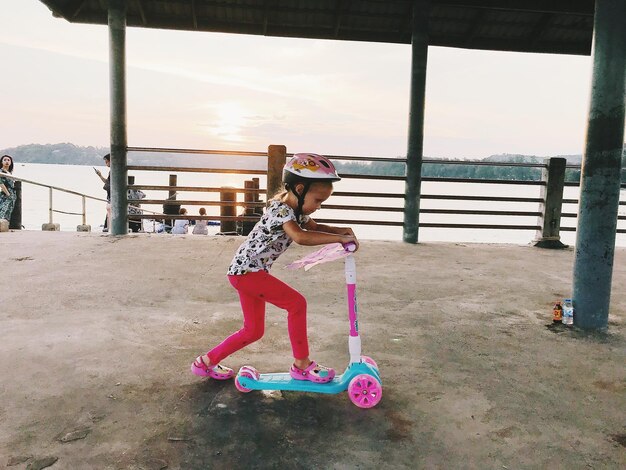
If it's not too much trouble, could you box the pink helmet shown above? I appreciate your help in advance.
[283,153,341,184]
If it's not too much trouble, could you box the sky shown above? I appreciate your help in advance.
[0,2,601,160]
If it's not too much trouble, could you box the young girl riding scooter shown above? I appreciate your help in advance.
[191,153,358,383]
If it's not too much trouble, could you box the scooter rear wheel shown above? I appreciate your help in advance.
[235,366,259,393]
[347,374,382,409]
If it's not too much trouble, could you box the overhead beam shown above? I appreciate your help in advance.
[263,0,270,35]
[334,0,345,38]
[60,0,87,19]
[528,13,555,49]
[136,0,147,26]
[434,0,593,16]
[191,0,198,29]
[37,0,594,55]
[464,8,487,48]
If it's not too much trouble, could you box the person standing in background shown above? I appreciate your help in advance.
[94,154,111,232]
[0,155,16,222]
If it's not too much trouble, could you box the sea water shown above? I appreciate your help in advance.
[10,162,626,246]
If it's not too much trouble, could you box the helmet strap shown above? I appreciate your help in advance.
[287,181,312,222]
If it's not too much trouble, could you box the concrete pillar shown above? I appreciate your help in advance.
[534,158,567,248]
[403,0,430,244]
[108,0,128,235]
[572,0,626,330]
[267,145,287,203]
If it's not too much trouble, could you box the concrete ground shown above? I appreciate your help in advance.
[0,231,624,469]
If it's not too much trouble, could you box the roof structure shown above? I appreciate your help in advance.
[39,0,595,55]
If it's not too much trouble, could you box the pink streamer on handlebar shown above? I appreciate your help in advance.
[285,243,351,271]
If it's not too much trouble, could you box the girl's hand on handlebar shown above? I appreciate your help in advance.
[340,235,359,251]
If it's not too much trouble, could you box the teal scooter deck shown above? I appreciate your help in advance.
[237,362,381,394]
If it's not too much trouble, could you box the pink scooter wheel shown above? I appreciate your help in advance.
[348,374,382,408]
[360,355,379,370]
[235,366,259,393]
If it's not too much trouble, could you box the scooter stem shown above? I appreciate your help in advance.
[345,253,362,362]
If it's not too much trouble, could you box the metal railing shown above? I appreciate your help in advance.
[1,173,107,228]
[6,146,624,239]
[1,173,164,231]
[123,146,626,239]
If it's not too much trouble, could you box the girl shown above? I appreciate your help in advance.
[191,153,358,383]
[0,155,16,222]
[192,207,209,235]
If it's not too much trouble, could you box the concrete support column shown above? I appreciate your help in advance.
[403,0,430,244]
[572,0,626,330]
[534,157,567,248]
[108,0,128,235]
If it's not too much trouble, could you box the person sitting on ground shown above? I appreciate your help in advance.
[0,155,16,223]
[127,175,146,233]
[171,207,190,234]
[192,207,209,235]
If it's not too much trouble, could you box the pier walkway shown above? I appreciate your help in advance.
[1,232,624,469]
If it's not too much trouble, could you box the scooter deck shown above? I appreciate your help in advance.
[237,362,380,394]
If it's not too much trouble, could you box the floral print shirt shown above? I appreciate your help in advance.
[227,200,309,275]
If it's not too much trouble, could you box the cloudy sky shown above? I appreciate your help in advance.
[1,2,599,159]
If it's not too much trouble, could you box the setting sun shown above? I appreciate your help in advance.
[209,101,249,143]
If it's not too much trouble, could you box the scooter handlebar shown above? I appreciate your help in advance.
[343,242,357,252]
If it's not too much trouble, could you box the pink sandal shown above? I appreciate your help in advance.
[290,361,335,384]
[190,356,234,380]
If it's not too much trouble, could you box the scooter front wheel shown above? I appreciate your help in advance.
[347,374,382,409]
[235,366,260,393]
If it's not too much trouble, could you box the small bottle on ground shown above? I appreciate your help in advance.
[552,301,563,323]
[562,298,574,326]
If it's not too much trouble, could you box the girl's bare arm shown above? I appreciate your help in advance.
[283,220,356,247]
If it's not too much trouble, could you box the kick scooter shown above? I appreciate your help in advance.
[234,243,382,408]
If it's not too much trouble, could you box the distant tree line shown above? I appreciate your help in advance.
[334,151,626,183]
[2,143,624,183]
[1,143,110,166]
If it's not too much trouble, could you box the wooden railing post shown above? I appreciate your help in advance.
[77,195,91,232]
[241,179,262,235]
[534,157,567,248]
[163,174,180,229]
[220,187,237,234]
[267,145,287,204]
[42,187,60,231]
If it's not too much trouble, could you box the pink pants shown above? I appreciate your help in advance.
[206,271,309,364]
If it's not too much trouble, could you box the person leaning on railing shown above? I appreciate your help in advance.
[0,154,16,222]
